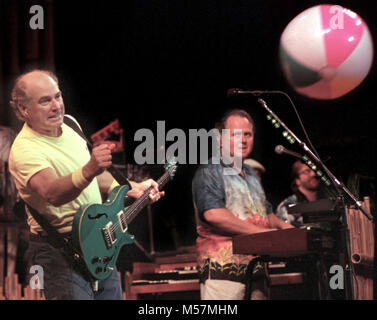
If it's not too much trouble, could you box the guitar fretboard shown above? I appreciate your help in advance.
[124,169,172,224]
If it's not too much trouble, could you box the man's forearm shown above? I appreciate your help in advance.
[28,168,89,207]
[204,208,275,235]
[96,170,116,195]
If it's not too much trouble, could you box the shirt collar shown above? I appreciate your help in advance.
[219,157,249,177]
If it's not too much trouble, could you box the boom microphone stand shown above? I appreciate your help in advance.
[257,98,373,221]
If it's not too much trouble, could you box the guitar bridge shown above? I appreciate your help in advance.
[101,222,117,249]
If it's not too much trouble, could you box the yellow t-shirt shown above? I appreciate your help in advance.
[9,120,102,234]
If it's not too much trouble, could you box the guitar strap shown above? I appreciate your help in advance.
[26,203,82,260]
[26,202,96,286]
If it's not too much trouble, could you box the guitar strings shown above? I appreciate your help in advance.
[124,171,170,224]
[108,170,172,236]
[110,173,170,235]
[125,172,171,224]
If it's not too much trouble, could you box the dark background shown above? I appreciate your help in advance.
[52,0,377,257]
[6,0,377,261]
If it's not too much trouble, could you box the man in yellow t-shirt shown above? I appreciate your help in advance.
[8,69,164,300]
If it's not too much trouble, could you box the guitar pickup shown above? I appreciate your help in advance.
[117,211,128,233]
[102,221,117,249]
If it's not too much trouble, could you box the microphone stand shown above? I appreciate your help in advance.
[257,98,373,300]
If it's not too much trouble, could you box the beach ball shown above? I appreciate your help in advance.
[280,5,374,100]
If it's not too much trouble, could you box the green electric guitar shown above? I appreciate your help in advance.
[72,158,177,280]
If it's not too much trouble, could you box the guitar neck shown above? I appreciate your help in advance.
[125,170,171,224]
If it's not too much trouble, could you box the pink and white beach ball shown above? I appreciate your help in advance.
[280,5,374,100]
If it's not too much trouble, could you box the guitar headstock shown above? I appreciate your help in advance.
[164,157,178,179]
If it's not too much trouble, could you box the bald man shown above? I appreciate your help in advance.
[8,70,163,299]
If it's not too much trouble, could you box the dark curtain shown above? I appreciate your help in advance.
[0,0,55,129]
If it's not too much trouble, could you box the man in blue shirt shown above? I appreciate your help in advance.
[192,109,293,300]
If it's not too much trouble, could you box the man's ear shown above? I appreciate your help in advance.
[18,103,28,118]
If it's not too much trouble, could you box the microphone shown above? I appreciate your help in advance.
[227,88,265,97]
[275,145,302,159]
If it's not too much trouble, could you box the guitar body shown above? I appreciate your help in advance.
[72,157,177,280]
[72,185,134,280]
